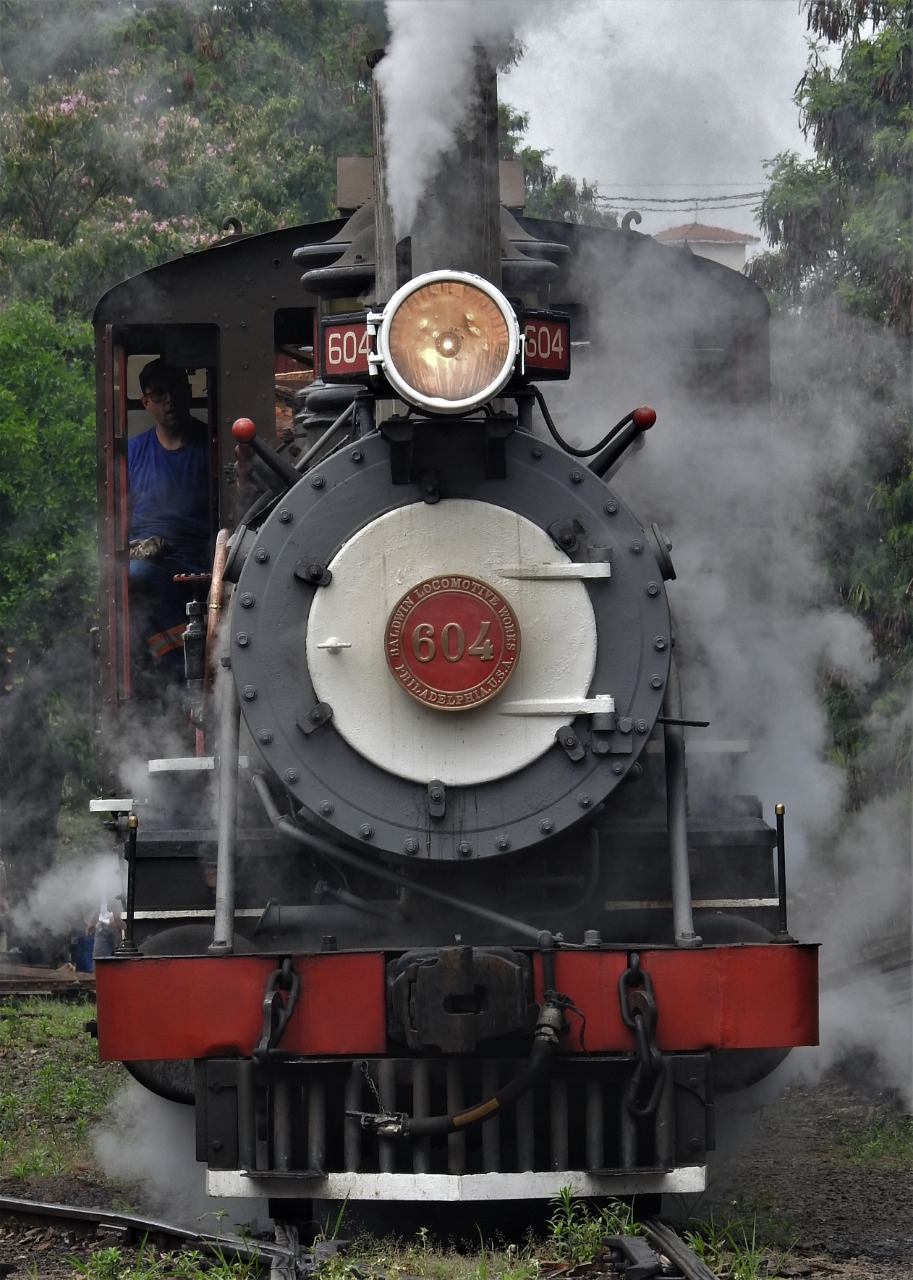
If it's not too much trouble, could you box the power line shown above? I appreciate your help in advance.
[600,201,764,213]
[595,181,768,189]
[594,191,765,205]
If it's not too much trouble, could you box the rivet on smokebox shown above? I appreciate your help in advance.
[653,636,668,651]
[278,509,292,523]
[458,841,473,857]
[360,824,375,840]
[311,474,326,489]
[242,685,257,700]
[254,548,269,563]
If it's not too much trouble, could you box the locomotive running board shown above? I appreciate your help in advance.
[206,1167,706,1201]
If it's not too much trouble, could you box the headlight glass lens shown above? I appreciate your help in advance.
[379,272,520,413]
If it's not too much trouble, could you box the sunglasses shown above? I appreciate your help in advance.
[143,384,187,403]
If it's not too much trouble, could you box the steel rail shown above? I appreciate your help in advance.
[644,1217,723,1280]
[0,1194,730,1278]
[0,1195,283,1268]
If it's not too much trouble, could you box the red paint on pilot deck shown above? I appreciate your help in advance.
[95,943,818,1063]
[541,944,819,1051]
[95,952,386,1061]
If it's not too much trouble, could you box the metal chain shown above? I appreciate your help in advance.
[618,952,664,1118]
[360,1059,390,1116]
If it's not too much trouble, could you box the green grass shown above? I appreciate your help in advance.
[0,995,125,1178]
[842,1108,913,1168]
[684,1215,794,1280]
[545,1186,635,1262]
[71,1241,262,1278]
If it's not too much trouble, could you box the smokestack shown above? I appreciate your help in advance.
[373,47,502,292]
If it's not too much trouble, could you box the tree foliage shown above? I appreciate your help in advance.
[752,0,912,330]
[751,0,912,798]
[0,301,95,647]
[0,0,378,312]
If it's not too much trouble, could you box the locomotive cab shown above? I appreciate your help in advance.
[94,228,326,728]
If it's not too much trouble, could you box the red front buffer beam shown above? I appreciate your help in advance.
[232,417,301,492]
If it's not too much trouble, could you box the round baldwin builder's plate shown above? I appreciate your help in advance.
[384,574,520,711]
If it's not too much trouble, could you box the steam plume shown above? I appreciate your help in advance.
[376,0,578,238]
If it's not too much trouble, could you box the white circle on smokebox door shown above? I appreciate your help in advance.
[306,499,597,787]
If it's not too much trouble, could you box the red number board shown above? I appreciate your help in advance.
[323,318,370,378]
[522,315,570,377]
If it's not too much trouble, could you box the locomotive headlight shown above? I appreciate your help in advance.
[374,270,522,414]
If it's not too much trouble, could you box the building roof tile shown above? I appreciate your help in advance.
[653,221,760,245]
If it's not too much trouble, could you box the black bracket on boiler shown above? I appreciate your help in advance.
[380,414,516,485]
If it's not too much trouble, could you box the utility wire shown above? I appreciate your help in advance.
[594,191,765,205]
[601,201,764,213]
[596,180,767,188]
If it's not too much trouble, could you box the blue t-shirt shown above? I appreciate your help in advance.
[128,426,211,568]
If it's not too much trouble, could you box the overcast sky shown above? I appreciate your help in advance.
[502,0,818,243]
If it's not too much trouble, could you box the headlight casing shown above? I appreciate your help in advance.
[373,270,522,414]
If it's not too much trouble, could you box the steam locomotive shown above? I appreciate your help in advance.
[90,59,817,1217]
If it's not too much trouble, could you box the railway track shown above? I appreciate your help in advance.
[0,1194,282,1274]
[0,1194,725,1278]
[0,962,95,998]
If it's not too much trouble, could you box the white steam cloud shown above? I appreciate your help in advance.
[93,1080,267,1233]
[542,236,910,1098]
[377,0,579,237]
[13,848,123,940]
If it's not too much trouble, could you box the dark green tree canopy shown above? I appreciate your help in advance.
[752,0,912,332]
[0,301,95,645]
[0,0,380,311]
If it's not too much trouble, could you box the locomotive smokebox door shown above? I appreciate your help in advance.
[230,424,671,862]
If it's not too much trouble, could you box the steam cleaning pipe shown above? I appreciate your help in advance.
[250,773,545,943]
[204,529,230,678]
[209,672,240,954]
[664,656,701,948]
